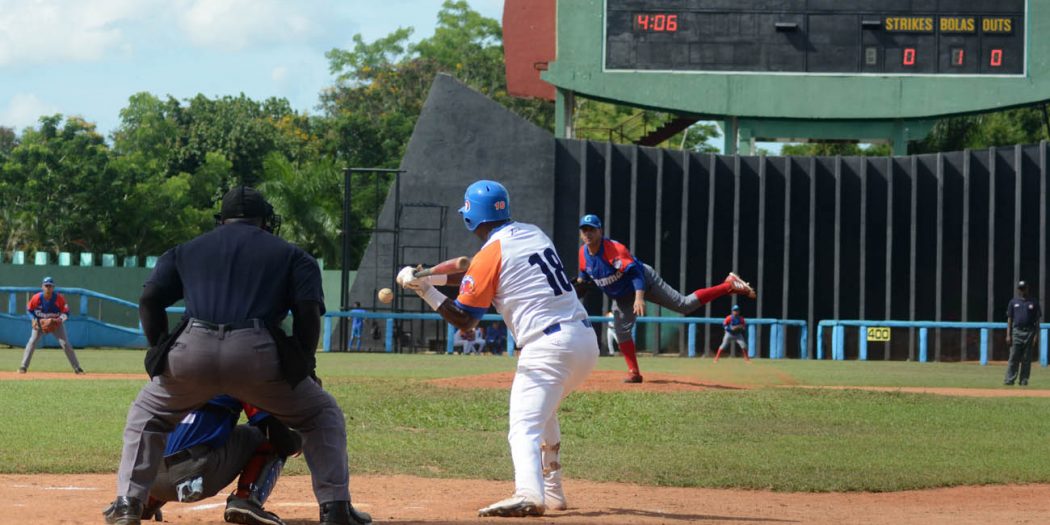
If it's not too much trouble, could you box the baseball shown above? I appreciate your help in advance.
[377,287,394,304]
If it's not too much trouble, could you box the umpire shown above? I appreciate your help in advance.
[1004,280,1042,387]
[104,186,371,525]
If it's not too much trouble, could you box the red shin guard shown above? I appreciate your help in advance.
[234,442,274,498]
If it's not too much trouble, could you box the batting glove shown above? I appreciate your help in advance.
[396,266,422,290]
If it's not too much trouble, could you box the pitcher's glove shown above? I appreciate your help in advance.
[37,318,61,334]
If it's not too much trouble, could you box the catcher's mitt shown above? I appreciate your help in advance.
[36,318,61,334]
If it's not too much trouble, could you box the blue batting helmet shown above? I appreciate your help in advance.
[579,214,603,229]
[459,180,511,231]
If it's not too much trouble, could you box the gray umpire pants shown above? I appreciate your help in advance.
[149,425,264,503]
[611,264,701,342]
[21,323,81,371]
[116,321,350,504]
[1005,326,1036,384]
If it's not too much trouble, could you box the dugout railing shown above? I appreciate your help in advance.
[818,319,1050,366]
[323,311,808,358]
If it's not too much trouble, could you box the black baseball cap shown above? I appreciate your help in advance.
[1017,280,1028,289]
[219,186,272,220]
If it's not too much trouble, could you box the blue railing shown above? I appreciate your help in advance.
[817,319,1049,366]
[323,311,808,357]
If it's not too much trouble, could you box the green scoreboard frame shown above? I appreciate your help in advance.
[543,0,1049,154]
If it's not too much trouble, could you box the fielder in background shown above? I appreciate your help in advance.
[1004,280,1041,386]
[122,395,302,525]
[575,214,755,383]
[397,180,598,517]
[714,305,750,363]
[19,276,84,374]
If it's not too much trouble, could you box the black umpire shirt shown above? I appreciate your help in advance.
[146,222,324,325]
[1007,297,1042,330]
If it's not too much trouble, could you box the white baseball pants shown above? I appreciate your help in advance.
[507,321,598,503]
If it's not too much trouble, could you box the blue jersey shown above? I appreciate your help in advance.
[163,395,269,456]
[578,239,645,299]
[350,309,365,331]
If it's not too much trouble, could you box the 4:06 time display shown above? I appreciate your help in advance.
[634,13,678,32]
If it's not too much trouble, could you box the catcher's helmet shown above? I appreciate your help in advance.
[579,214,603,229]
[459,180,511,231]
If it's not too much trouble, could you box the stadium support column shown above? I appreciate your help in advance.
[723,118,739,155]
[555,88,575,139]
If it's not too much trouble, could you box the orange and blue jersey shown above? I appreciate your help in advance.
[26,292,69,319]
[163,395,269,457]
[455,221,588,347]
[578,239,645,299]
[724,314,746,333]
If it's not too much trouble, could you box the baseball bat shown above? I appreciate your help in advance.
[414,256,470,278]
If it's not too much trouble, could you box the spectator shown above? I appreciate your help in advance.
[349,302,365,351]
[485,322,507,355]
[454,327,483,355]
[19,276,83,374]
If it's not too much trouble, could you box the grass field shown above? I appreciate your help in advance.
[2,347,1048,493]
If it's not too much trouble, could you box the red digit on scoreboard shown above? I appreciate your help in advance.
[637,14,648,30]
[653,14,665,31]
[903,48,916,66]
[990,49,1003,67]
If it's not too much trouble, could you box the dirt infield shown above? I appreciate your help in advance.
[429,369,1050,398]
[3,473,1048,524]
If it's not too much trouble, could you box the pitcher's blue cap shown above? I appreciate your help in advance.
[732,304,740,311]
[42,276,54,285]
[579,214,603,229]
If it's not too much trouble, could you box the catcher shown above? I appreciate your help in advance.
[108,395,303,525]
[19,276,83,374]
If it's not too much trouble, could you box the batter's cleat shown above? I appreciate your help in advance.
[623,372,644,384]
[319,500,372,525]
[1020,380,1029,386]
[17,367,26,374]
[103,496,143,525]
[724,272,757,299]
[74,367,85,374]
[478,494,545,517]
[225,496,284,525]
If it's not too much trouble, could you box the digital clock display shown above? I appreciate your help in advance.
[605,0,1026,75]
[634,13,679,32]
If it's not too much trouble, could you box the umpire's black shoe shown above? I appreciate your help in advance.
[103,496,143,525]
[320,500,372,525]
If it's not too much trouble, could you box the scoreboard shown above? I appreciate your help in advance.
[605,0,1026,75]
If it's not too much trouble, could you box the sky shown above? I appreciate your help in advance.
[0,0,505,138]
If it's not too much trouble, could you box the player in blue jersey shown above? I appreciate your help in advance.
[106,395,302,525]
[575,214,755,383]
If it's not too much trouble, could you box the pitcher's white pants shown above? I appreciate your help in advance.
[508,322,598,503]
